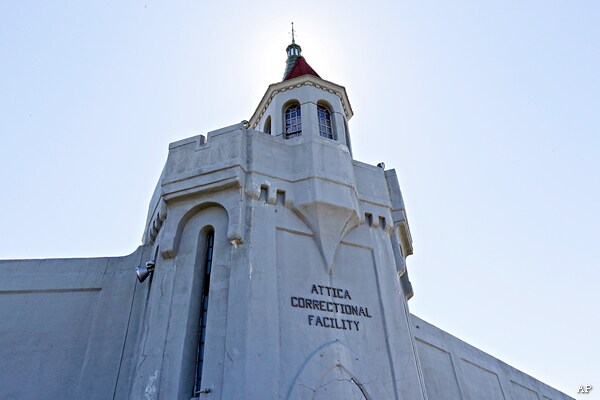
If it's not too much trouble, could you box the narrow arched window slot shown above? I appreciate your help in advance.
[317,105,333,140]
[264,116,271,135]
[284,103,302,139]
[192,229,215,397]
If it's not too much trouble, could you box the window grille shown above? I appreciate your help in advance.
[285,104,302,138]
[192,230,214,397]
[317,105,333,139]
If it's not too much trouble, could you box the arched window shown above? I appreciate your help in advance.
[284,103,302,139]
[192,229,214,397]
[317,105,333,139]
[264,116,271,135]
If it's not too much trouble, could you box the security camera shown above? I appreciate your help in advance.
[136,260,156,283]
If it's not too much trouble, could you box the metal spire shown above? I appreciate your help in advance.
[291,22,295,44]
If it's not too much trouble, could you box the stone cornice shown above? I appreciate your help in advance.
[249,75,354,129]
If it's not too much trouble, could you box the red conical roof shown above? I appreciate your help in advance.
[283,56,320,81]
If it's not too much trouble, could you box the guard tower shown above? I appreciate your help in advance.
[131,33,426,399]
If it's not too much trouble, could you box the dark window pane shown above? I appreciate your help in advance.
[193,230,215,396]
[317,105,334,140]
[285,104,302,138]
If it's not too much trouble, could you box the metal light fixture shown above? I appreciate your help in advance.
[136,260,156,283]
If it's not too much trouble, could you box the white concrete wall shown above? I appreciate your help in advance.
[411,315,573,400]
[0,246,154,400]
[0,117,574,400]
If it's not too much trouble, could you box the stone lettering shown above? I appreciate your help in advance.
[291,284,372,332]
[290,296,372,318]
[305,314,360,331]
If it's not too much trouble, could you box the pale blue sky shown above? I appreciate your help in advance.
[1,1,598,397]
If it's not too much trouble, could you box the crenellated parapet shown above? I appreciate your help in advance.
[144,121,413,279]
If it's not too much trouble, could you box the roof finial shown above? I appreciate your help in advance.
[291,22,296,44]
[284,23,303,79]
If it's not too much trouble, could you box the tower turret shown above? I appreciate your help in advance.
[131,32,423,400]
[250,33,354,154]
